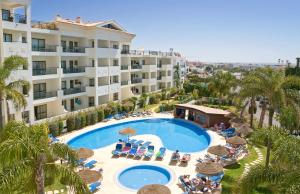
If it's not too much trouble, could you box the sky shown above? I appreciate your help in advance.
[30,0,300,63]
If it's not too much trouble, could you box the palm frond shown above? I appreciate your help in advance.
[50,143,78,166]
[2,55,28,72]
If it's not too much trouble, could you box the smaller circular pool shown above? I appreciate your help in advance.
[117,164,172,190]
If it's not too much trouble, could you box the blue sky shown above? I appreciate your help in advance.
[31,0,300,63]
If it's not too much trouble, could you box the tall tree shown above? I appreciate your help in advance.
[0,122,90,194]
[0,56,30,129]
[174,64,181,88]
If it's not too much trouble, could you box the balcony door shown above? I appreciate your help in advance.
[70,99,75,111]
[33,83,46,99]
[33,61,46,75]
[32,38,45,51]
[2,9,10,21]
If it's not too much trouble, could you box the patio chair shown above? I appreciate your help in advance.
[144,145,155,158]
[89,181,101,193]
[48,134,59,143]
[156,147,166,160]
[112,143,123,156]
[128,144,138,156]
[141,141,152,148]
[134,140,144,146]
[128,139,137,144]
[84,160,97,169]
[170,151,180,162]
[121,143,132,155]
[135,146,146,157]
[180,153,191,164]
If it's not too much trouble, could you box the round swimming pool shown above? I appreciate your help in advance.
[68,118,211,152]
[117,164,172,190]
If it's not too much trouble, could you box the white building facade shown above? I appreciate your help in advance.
[0,0,187,124]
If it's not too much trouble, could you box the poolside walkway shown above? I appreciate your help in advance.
[59,113,226,194]
[242,146,263,177]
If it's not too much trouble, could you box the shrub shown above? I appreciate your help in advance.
[80,112,87,128]
[159,103,175,112]
[90,111,97,125]
[139,97,147,108]
[49,122,59,137]
[86,112,92,126]
[74,115,81,130]
[161,89,167,100]
[66,116,75,132]
[97,108,104,122]
[58,120,64,135]
[104,106,112,118]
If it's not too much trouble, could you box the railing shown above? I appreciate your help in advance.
[3,13,26,24]
[157,76,162,80]
[62,46,86,53]
[131,64,142,69]
[131,78,142,84]
[121,50,130,54]
[63,87,86,95]
[32,45,57,52]
[98,83,109,87]
[121,81,128,86]
[157,64,162,68]
[33,91,57,100]
[63,67,85,74]
[121,65,128,70]
[31,20,58,30]
[32,68,57,76]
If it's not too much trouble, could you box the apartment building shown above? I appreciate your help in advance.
[0,0,187,124]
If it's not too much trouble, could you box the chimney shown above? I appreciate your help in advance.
[296,58,300,68]
[56,14,61,21]
[75,17,81,23]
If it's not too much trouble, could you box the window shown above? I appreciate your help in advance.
[88,97,95,107]
[91,59,95,67]
[22,37,27,43]
[167,71,171,76]
[111,76,118,84]
[61,60,66,69]
[62,100,67,109]
[22,85,29,96]
[61,40,66,51]
[22,111,30,123]
[3,33,12,42]
[121,45,129,54]
[34,104,47,120]
[61,81,66,89]
[113,44,119,49]
[113,59,118,66]
[32,61,46,75]
[32,38,45,51]
[89,78,95,86]
[113,93,118,101]
[142,60,145,65]
[2,9,10,21]
[33,83,46,99]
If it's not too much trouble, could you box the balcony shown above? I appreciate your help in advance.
[121,65,129,70]
[63,87,86,95]
[31,20,58,30]
[121,81,129,86]
[86,47,119,57]
[131,78,142,84]
[2,13,26,24]
[3,42,28,57]
[131,64,142,70]
[121,50,130,54]
[62,46,85,53]
[157,76,162,80]
[32,68,57,76]
[32,45,57,52]
[63,67,85,74]
[33,91,57,100]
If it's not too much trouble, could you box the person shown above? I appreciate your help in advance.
[182,175,192,186]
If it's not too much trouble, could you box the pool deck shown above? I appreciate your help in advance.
[59,113,226,194]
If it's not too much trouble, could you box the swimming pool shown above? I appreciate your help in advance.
[68,118,211,152]
[117,164,172,190]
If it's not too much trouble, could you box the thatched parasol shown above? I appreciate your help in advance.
[77,148,94,159]
[137,184,171,194]
[77,169,102,184]
[237,125,253,137]
[207,145,229,156]
[226,136,247,145]
[119,127,136,135]
[196,162,223,176]
[224,112,235,118]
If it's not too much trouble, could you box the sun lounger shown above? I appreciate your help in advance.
[181,153,191,163]
[89,181,101,193]
[156,147,166,159]
[121,143,132,155]
[135,146,146,157]
[84,160,97,169]
[171,151,180,162]
[141,141,152,148]
[128,144,138,156]
[48,134,59,143]
[178,175,197,193]
[134,140,144,146]
[76,158,86,165]
[144,145,155,158]
[128,139,137,144]
[112,143,123,156]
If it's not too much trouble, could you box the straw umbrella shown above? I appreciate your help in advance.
[119,127,136,141]
[77,148,94,159]
[208,145,229,156]
[237,124,253,137]
[226,136,247,146]
[196,162,223,176]
[137,184,171,194]
[77,169,102,184]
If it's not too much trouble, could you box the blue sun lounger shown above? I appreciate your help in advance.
[141,141,152,148]
[128,139,137,144]
[134,140,144,146]
[156,147,166,159]
[112,143,123,156]
[89,181,101,193]
[128,144,138,156]
[144,145,155,158]
[48,134,59,143]
[84,160,97,169]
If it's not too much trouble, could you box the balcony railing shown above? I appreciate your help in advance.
[121,65,128,70]
[31,20,58,30]
[121,50,130,54]
[121,81,128,86]
[63,67,85,74]
[32,45,57,52]
[98,83,109,87]
[63,87,86,95]
[32,68,57,76]
[33,91,57,100]
[157,64,162,68]
[131,64,142,69]
[2,13,26,24]
[131,78,142,84]
[62,46,85,53]
[157,76,162,80]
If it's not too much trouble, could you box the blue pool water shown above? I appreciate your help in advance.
[68,118,211,152]
[117,165,171,190]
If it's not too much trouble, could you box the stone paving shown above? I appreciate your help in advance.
[242,146,263,177]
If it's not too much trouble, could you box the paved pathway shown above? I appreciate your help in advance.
[242,146,263,177]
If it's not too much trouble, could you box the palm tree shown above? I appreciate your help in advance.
[0,122,90,194]
[0,56,30,129]
[174,64,181,88]
[208,71,237,106]
[240,127,300,193]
